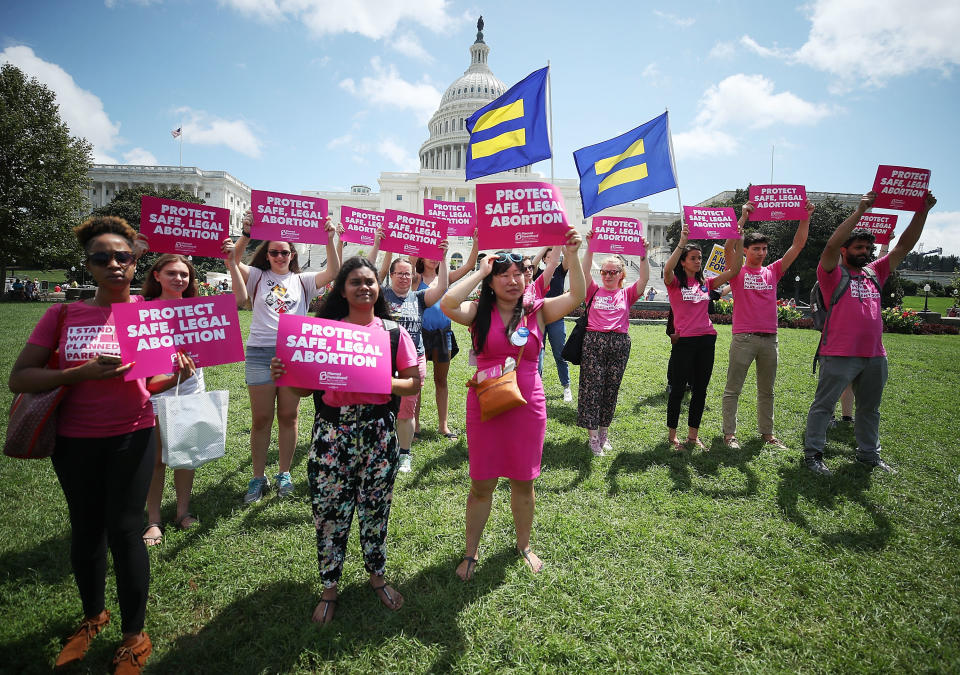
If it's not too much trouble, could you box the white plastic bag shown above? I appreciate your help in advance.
[157,389,229,470]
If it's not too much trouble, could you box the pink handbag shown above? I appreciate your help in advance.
[4,304,69,459]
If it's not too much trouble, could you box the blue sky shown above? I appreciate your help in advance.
[3,0,959,253]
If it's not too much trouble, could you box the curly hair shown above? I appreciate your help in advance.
[673,244,705,289]
[842,228,876,249]
[599,255,627,288]
[248,241,301,273]
[471,256,532,354]
[74,215,137,252]
[141,254,199,300]
[316,256,391,321]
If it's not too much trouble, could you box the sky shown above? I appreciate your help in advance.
[3,0,960,254]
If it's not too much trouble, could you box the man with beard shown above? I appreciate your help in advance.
[803,189,937,476]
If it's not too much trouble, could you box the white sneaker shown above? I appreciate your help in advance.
[398,454,412,473]
[563,387,573,402]
[602,439,613,453]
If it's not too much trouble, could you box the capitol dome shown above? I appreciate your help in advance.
[419,20,531,175]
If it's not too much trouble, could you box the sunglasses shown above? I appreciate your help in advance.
[495,253,523,264]
[523,265,534,271]
[600,269,621,276]
[268,249,292,258]
[87,251,135,267]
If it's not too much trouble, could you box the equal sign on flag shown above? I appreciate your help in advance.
[170,127,182,138]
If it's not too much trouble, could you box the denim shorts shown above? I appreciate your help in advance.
[245,345,277,386]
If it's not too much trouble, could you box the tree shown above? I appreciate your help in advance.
[0,63,92,287]
[91,186,228,283]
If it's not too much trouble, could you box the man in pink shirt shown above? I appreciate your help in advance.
[804,190,937,476]
[722,199,813,450]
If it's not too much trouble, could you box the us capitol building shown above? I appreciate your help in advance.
[85,20,674,282]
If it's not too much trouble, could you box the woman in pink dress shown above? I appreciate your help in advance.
[441,229,584,579]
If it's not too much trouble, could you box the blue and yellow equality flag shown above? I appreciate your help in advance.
[465,66,551,180]
[574,111,677,217]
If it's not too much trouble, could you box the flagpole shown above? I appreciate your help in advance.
[547,61,554,183]
[179,120,183,169]
[665,107,683,215]
[770,144,774,183]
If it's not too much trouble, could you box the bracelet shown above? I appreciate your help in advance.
[242,230,251,237]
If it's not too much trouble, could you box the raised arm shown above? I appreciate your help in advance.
[581,229,596,286]
[441,256,492,326]
[663,222,689,286]
[377,248,393,285]
[531,246,548,271]
[632,244,650,296]
[221,238,248,308]
[888,192,937,269]
[780,199,813,272]
[821,191,874,272]
[725,202,753,269]
[449,229,479,283]
[541,228,586,324]
[367,226,383,264]
[313,217,340,288]
[234,208,253,283]
[712,222,744,287]
[423,241,450,307]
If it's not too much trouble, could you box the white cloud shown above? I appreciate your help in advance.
[1,45,121,163]
[671,127,738,159]
[326,134,354,149]
[393,32,432,62]
[708,41,736,60]
[174,107,263,157]
[739,35,791,59]
[742,0,960,88]
[339,57,441,123]
[694,74,832,129]
[219,0,460,39]
[918,211,960,256]
[377,139,418,171]
[122,147,158,165]
[653,10,695,28]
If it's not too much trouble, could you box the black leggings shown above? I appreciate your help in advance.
[51,428,154,634]
[667,334,717,430]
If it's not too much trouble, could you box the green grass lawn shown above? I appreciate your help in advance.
[1,303,958,673]
[4,269,71,284]
[902,295,956,314]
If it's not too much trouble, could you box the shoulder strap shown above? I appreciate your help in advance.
[380,319,402,413]
[814,266,854,373]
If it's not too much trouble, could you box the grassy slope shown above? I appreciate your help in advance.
[0,304,958,673]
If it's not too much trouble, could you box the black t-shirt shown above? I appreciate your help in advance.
[532,264,567,298]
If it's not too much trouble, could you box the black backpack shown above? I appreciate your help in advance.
[810,265,880,371]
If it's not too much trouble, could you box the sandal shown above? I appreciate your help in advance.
[141,523,164,546]
[517,546,544,574]
[371,580,403,611]
[457,555,477,581]
[764,437,788,449]
[312,597,337,624]
[687,437,708,451]
[175,513,198,530]
[442,431,459,440]
[670,438,685,453]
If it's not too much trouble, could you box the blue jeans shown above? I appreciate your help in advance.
[537,318,570,387]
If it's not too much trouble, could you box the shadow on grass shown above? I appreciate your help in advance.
[775,452,892,550]
[605,438,761,498]
[544,402,578,427]
[0,532,72,586]
[406,439,468,490]
[540,438,595,492]
[148,549,515,674]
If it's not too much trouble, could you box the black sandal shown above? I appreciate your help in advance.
[141,523,164,546]
[313,597,337,624]
[371,581,402,610]
[517,546,544,574]
[458,555,478,580]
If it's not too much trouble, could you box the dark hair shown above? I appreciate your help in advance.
[316,256,391,321]
[744,232,769,247]
[249,241,301,273]
[74,215,137,252]
[141,254,199,300]
[471,257,531,354]
[842,228,876,249]
[673,244,704,288]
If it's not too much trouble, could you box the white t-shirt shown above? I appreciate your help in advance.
[246,268,319,347]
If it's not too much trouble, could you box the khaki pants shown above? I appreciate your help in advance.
[722,333,778,437]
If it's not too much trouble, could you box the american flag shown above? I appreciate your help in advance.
[171,127,182,138]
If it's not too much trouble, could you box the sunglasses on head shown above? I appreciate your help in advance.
[495,253,523,264]
[268,249,292,258]
[87,251,135,267]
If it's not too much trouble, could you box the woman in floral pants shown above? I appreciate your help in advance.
[271,255,421,624]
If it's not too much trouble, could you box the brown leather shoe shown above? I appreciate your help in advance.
[112,632,152,674]
[55,609,110,669]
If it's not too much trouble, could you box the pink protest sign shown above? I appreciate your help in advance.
[872,165,930,211]
[859,213,898,245]
[588,216,646,256]
[250,190,329,244]
[683,206,739,240]
[476,182,570,250]
[423,199,476,237]
[113,294,244,380]
[748,185,808,221]
[275,314,391,393]
[381,210,445,260]
[340,207,384,246]
[140,196,230,258]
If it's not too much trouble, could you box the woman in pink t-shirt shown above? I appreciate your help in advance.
[269,256,420,625]
[664,223,742,452]
[577,232,650,456]
[9,216,196,672]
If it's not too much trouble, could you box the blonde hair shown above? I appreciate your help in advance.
[600,255,626,288]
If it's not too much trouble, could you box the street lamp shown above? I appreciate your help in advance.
[923,283,931,312]
[794,275,800,305]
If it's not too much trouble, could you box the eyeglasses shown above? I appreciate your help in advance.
[495,253,523,264]
[600,269,621,276]
[392,272,412,278]
[86,251,135,267]
[268,249,292,258]
[523,265,534,271]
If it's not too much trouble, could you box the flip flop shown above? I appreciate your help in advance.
[687,437,708,452]
[670,438,685,453]
[371,581,403,611]
[517,546,544,574]
[312,597,337,624]
[442,431,459,440]
[141,523,164,546]
[457,555,477,581]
